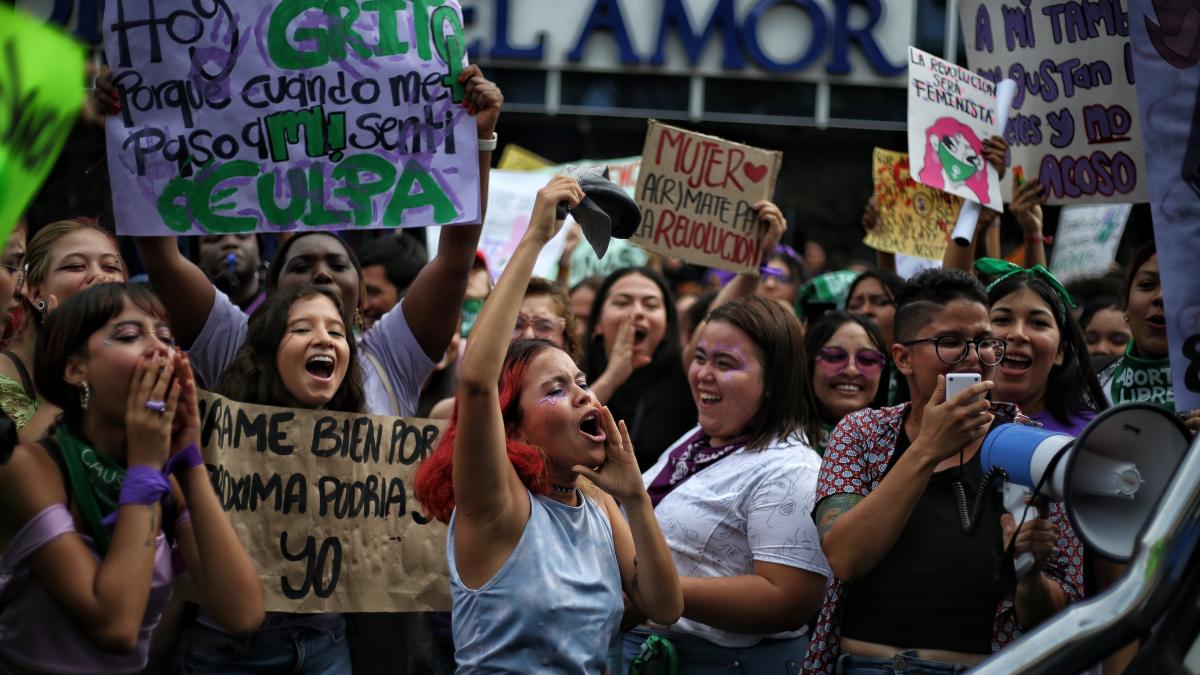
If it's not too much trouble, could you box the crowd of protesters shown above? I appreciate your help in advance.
[0,59,1191,675]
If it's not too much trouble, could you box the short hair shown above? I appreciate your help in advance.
[524,277,580,360]
[892,268,989,343]
[36,284,167,431]
[704,295,823,450]
[216,285,365,413]
[358,234,428,295]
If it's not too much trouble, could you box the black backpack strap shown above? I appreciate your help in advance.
[0,351,34,400]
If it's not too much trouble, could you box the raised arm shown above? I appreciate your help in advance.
[168,354,263,634]
[403,64,499,360]
[681,201,787,366]
[817,377,994,580]
[135,237,216,349]
[1010,179,1048,268]
[452,176,582,526]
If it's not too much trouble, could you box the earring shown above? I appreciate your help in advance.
[354,308,363,331]
[79,381,90,411]
[35,299,46,312]
[1123,313,1130,323]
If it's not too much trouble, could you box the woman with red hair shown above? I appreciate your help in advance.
[415,176,682,672]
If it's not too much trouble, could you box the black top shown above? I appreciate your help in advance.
[607,362,697,470]
[841,420,1014,654]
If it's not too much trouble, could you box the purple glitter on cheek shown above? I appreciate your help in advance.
[537,391,566,407]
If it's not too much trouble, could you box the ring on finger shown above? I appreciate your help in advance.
[145,400,167,414]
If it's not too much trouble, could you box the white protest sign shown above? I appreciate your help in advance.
[1048,203,1131,282]
[959,0,1148,205]
[908,47,1004,212]
[198,391,449,613]
[103,1,480,236]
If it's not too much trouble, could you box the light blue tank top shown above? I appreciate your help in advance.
[448,490,623,674]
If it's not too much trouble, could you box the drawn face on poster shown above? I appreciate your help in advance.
[921,118,989,204]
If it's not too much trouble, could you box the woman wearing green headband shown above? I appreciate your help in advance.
[977,258,1108,436]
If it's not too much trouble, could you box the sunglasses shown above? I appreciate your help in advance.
[815,347,887,377]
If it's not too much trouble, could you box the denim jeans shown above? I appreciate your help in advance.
[835,651,972,674]
[617,627,805,674]
[172,615,351,675]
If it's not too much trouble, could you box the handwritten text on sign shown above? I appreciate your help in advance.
[866,148,962,261]
[197,391,449,613]
[102,0,480,236]
[959,0,1147,205]
[907,47,1003,212]
[632,120,779,275]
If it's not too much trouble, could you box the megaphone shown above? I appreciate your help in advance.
[980,403,1190,575]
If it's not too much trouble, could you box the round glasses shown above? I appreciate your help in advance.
[814,347,887,377]
[901,336,1006,366]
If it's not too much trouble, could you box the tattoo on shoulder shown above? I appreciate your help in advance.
[816,494,863,541]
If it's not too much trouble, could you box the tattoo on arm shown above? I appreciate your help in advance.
[815,494,864,541]
[630,555,639,594]
[144,507,158,547]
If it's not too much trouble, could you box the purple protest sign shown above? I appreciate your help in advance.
[959,0,1148,205]
[102,0,480,236]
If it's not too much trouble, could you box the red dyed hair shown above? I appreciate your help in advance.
[415,340,557,523]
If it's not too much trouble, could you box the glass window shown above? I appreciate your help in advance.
[560,72,689,112]
[829,85,906,123]
[705,78,816,118]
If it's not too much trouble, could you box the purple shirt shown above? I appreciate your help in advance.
[1030,409,1098,437]
[0,504,175,673]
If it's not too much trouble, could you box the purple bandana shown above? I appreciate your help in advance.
[647,429,750,507]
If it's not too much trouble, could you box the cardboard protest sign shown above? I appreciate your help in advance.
[866,148,962,260]
[1128,0,1200,412]
[497,144,553,171]
[907,47,1003,212]
[959,0,1147,205]
[0,6,85,238]
[1049,203,1131,282]
[197,391,449,613]
[102,1,480,237]
[632,120,779,274]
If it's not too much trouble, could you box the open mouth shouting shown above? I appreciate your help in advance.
[305,354,336,381]
[1147,313,1167,331]
[999,352,1032,376]
[579,409,606,443]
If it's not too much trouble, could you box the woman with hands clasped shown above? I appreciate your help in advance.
[415,176,682,673]
[0,284,263,674]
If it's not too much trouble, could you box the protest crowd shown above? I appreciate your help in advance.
[0,2,1197,674]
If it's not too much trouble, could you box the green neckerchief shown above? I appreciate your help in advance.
[975,258,1078,323]
[817,422,836,457]
[628,634,677,675]
[55,425,124,554]
[1108,340,1174,412]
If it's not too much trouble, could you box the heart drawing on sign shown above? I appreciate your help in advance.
[743,163,768,183]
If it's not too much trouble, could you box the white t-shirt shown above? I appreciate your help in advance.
[190,289,436,417]
[642,427,831,648]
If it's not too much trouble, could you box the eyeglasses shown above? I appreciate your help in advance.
[760,267,794,285]
[513,315,565,339]
[901,336,1006,366]
[815,347,887,377]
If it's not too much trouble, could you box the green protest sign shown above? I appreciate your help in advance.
[0,6,86,239]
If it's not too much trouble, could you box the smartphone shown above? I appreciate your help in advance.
[946,373,982,402]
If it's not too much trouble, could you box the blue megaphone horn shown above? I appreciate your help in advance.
[980,403,1190,575]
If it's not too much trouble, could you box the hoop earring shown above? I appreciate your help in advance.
[79,381,90,411]
[35,299,46,312]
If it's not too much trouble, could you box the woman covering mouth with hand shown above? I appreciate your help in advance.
[172,284,364,673]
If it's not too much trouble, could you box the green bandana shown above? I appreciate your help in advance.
[55,425,125,554]
[460,297,484,339]
[937,142,979,182]
[1106,341,1174,412]
[975,257,1078,323]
